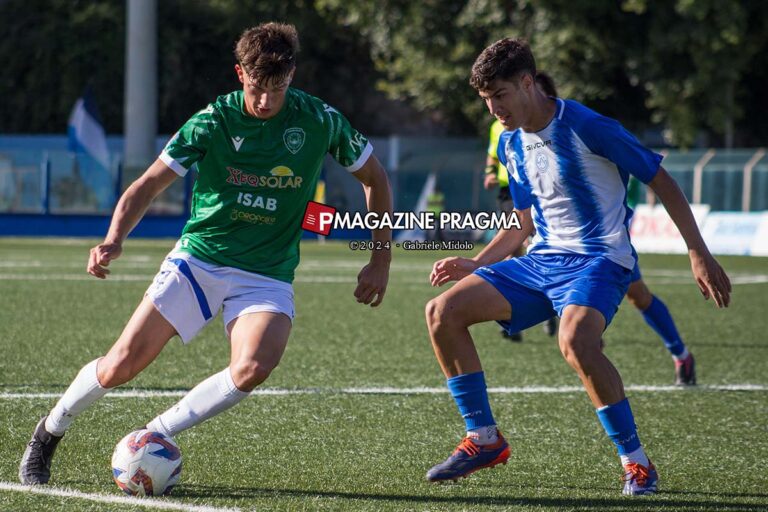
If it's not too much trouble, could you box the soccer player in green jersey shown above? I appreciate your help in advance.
[20,22,392,485]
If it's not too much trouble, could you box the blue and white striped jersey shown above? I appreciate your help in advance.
[498,98,662,269]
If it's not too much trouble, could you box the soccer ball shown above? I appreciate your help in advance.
[111,429,182,496]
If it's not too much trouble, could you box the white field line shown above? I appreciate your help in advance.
[0,481,240,512]
[0,259,430,271]
[1,383,766,401]
[0,273,362,283]
[1,271,767,285]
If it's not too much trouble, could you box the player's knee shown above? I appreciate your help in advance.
[230,360,274,391]
[425,296,462,334]
[425,297,443,330]
[97,356,137,388]
[626,282,652,311]
[558,331,597,368]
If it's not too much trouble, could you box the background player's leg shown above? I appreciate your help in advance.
[20,297,176,484]
[626,279,695,385]
[146,312,291,437]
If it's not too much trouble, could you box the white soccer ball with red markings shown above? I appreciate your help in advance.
[111,429,182,496]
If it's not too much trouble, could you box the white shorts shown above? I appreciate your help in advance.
[146,249,295,344]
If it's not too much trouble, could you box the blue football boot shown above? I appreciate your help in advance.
[622,460,659,495]
[426,432,510,482]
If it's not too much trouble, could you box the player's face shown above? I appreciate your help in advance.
[479,75,534,130]
[236,64,294,119]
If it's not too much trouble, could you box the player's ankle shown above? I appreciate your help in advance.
[672,347,690,362]
[467,425,499,445]
[620,446,650,467]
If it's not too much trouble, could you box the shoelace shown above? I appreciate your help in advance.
[24,440,48,472]
[454,437,481,457]
[623,462,650,486]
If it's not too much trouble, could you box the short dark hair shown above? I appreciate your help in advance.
[235,22,300,84]
[535,72,558,97]
[470,38,536,91]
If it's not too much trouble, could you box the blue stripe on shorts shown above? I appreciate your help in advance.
[169,258,213,320]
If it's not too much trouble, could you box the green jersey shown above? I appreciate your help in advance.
[627,176,641,209]
[160,88,372,283]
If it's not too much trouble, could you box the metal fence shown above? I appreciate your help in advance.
[0,136,766,216]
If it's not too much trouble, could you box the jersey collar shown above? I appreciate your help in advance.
[239,89,292,126]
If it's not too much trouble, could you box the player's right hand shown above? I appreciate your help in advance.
[430,257,480,287]
[87,241,123,279]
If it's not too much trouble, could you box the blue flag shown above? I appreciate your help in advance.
[67,87,110,170]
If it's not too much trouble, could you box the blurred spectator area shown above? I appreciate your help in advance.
[0,135,186,215]
[1,135,766,216]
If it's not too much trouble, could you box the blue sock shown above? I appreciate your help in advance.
[596,398,642,456]
[447,372,496,431]
[642,295,686,357]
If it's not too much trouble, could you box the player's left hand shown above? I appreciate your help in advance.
[430,257,479,286]
[355,259,390,307]
[690,250,732,308]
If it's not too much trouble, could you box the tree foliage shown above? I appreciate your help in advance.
[0,0,387,135]
[1,0,766,145]
[320,0,768,145]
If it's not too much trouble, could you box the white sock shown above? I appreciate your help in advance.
[467,425,499,445]
[673,347,690,362]
[146,367,250,437]
[45,359,109,436]
[620,446,650,467]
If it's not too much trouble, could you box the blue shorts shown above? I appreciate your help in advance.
[474,253,632,335]
[630,261,642,283]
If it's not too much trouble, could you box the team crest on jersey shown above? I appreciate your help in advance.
[283,128,305,154]
[535,151,549,172]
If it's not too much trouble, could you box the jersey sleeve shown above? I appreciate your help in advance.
[497,132,533,210]
[576,114,663,184]
[496,132,508,168]
[160,105,220,177]
[323,104,373,173]
[507,174,533,210]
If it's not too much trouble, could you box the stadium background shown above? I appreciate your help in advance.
[1,1,767,511]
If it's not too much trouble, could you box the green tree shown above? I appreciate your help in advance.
[0,0,124,133]
[629,0,768,147]
[318,0,768,145]
[0,0,393,135]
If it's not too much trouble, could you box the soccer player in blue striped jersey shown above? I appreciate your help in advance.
[424,38,731,494]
